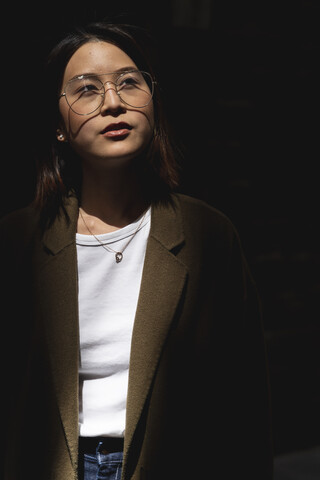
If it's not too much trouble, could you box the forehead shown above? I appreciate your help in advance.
[62,41,138,84]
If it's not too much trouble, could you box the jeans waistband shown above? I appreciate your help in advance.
[79,436,124,455]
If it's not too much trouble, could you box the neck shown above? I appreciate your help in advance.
[79,162,148,230]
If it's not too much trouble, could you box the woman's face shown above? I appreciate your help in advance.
[57,41,155,168]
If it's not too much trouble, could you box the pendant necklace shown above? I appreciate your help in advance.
[79,208,148,263]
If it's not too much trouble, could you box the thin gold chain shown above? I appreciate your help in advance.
[78,208,148,263]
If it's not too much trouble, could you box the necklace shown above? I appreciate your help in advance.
[79,208,148,263]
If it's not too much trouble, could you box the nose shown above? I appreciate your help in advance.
[100,81,125,114]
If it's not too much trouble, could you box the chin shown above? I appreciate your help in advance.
[80,137,151,169]
[103,144,149,164]
[84,151,141,170]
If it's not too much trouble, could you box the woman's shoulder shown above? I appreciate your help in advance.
[172,194,248,270]
[0,204,40,246]
[174,193,237,236]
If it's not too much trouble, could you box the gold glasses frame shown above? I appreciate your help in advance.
[58,69,155,116]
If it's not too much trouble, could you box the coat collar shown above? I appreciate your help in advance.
[42,193,79,255]
[42,193,185,256]
[39,193,187,476]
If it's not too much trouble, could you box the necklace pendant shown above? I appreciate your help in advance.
[115,252,123,263]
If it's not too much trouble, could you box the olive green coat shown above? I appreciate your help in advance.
[2,193,273,479]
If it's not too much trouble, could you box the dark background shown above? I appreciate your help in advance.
[2,0,319,464]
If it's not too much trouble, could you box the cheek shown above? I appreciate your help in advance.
[59,103,87,139]
[137,118,154,150]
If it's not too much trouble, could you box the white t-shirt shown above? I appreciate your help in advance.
[76,208,151,438]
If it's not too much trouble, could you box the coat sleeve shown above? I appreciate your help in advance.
[1,209,38,479]
[202,226,274,479]
[175,196,274,479]
[233,232,274,478]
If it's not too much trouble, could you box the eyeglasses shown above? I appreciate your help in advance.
[59,69,155,115]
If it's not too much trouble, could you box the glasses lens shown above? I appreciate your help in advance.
[64,71,154,114]
[65,75,104,115]
[116,71,154,108]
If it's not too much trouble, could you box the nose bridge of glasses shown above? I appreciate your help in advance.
[94,82,120,113]
[101,79,122,103]
[102,79,116,89]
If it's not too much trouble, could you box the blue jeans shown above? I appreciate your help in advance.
[79,441,123,480]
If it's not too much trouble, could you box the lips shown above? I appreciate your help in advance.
[100,122,132,137]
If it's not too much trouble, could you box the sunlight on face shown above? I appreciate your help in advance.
[58,41,155,168]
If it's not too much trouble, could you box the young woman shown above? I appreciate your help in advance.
[2,22,273,480]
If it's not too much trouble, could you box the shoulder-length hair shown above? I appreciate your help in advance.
[34,22,180,224]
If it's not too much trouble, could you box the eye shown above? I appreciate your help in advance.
[77,83,100,95]
[118,72,141,89]
[68,76,103,98]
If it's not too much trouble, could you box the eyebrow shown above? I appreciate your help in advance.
[69,66,138,82]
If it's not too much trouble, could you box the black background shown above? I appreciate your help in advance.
[1,0,319,460]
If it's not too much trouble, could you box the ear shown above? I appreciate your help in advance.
[56,128,68,142]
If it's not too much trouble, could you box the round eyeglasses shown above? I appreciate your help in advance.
[59,70,155,115]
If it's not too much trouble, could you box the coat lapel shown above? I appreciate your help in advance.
[34,195,80,470]
[124,197,188,463]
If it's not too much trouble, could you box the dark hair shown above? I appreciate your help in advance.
[34,22,180,224]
